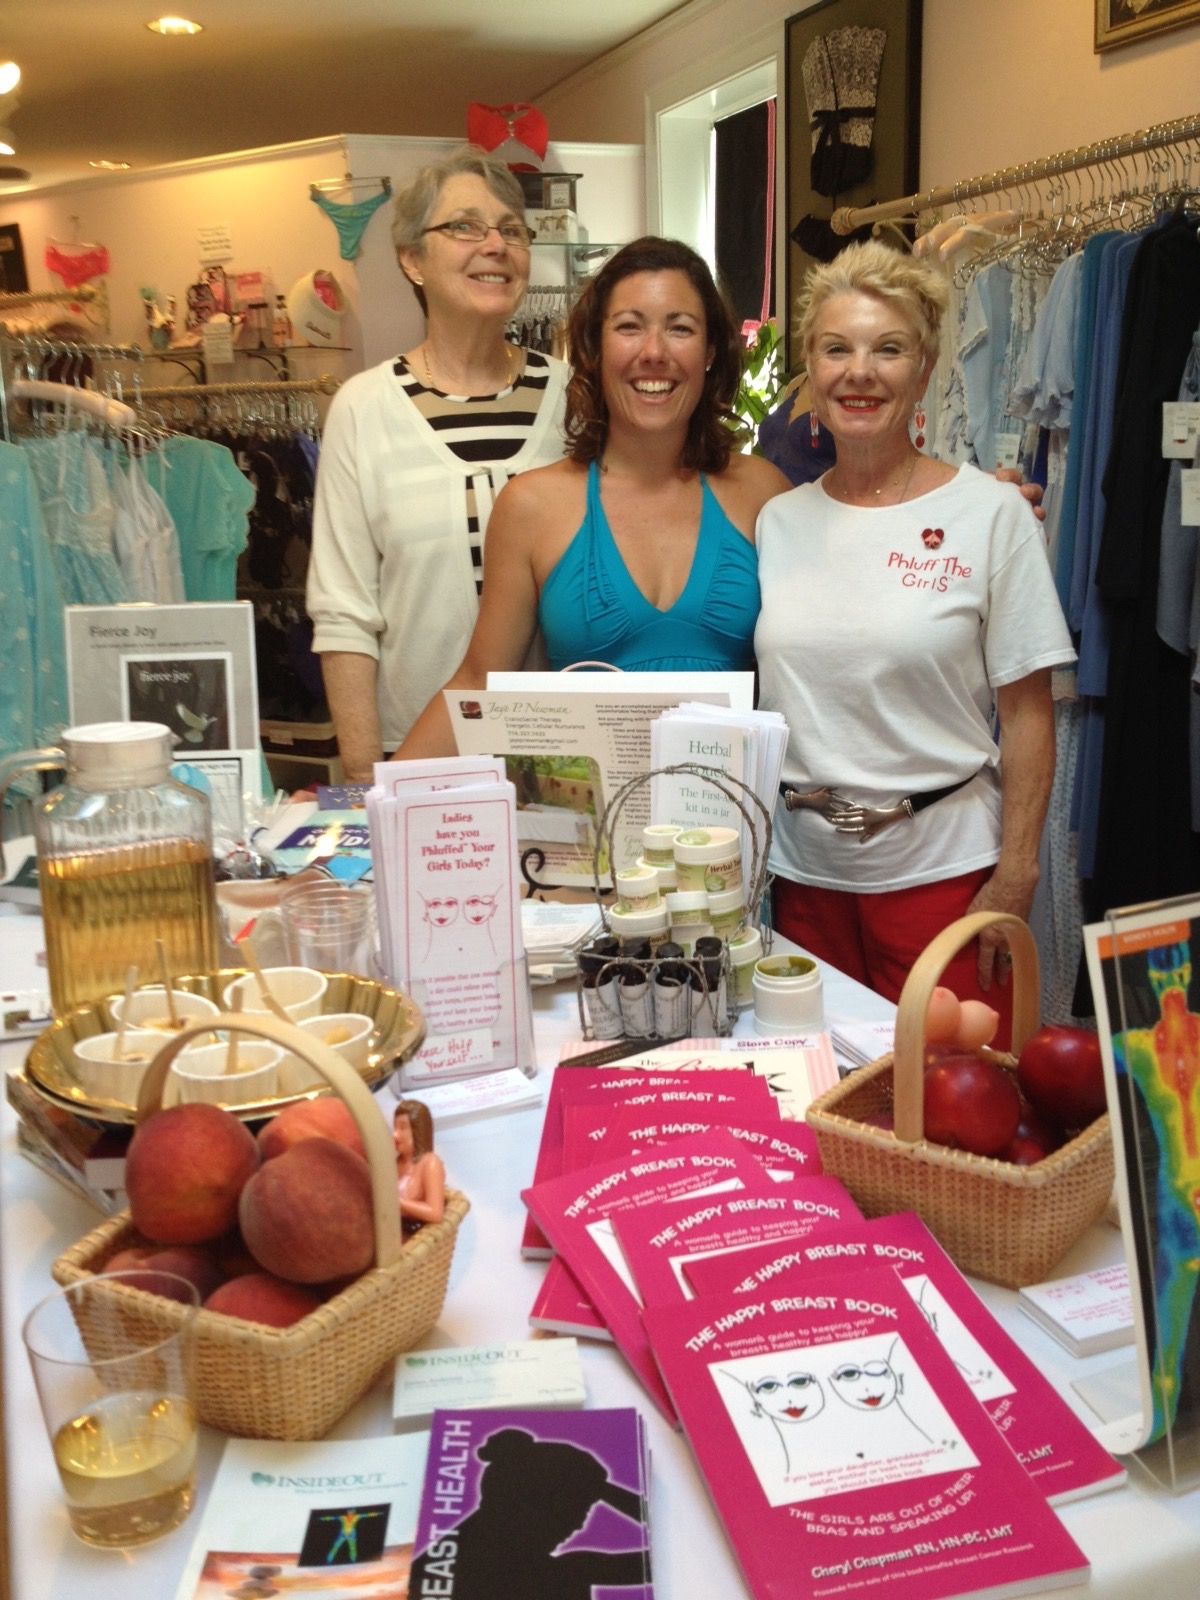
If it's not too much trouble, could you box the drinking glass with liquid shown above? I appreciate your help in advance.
[22,1270,200,1548]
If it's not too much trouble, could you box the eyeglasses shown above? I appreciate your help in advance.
[422,219,535,247]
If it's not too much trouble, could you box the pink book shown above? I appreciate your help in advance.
[582,1105,822,1182]
[643,1268,1090,1600]
[521,1067,771,1258]
[685,1212,1126,1506]
[613,1178,861,1310]
[521,1131,769,1421]
[528,1258,612,1341]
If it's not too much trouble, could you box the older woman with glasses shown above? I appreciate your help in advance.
[307,147,569,780]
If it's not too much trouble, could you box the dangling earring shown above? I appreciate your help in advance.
[913,403,926,450]
[809,409,820,448]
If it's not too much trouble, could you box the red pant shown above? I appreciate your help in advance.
[772,869,1014,1051]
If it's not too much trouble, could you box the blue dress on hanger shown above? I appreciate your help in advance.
[0,442,68,755]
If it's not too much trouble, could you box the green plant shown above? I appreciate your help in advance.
[730,319,787,452]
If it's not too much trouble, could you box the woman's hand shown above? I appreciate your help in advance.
[995,465,1045,522]
[964,868,1038,991]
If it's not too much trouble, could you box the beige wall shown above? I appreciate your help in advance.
[539,0,1200,190]
[921,0,1200,185]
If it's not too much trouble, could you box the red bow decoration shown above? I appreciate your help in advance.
[921,527,945,549]
[467,102,549,170]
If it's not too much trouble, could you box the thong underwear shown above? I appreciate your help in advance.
[45,243,111,289]
[310,189,390,260]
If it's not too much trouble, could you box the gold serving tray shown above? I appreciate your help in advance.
[24,969,425,1126]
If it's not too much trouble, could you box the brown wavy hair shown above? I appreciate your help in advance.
[564,237,742,474]
[393,1097,434,1159]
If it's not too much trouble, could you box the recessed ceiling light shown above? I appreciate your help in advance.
[0,62,20,96]
[0,127,16,158]
[90,159,132,171]
[146,16,204,35]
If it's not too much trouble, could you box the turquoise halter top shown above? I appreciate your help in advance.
[537,461,760,672]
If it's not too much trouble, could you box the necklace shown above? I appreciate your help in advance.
[827,451,920,507]
[420,340,515,393]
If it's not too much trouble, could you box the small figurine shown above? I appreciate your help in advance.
[393,1097,446,1228]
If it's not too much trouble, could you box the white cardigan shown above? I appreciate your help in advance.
[307,354,569,748]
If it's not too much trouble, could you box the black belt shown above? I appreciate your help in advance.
[777,772,979,842]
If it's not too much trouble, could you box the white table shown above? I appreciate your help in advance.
[3,905,1198,1599]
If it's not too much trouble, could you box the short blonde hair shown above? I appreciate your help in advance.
[795,240,948,363]
[391,145,526,315]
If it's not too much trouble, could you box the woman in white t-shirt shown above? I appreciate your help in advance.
[755,241,1074,1044]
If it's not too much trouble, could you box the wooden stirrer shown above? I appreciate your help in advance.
[155,938,181,1029]
[114,964,139,1061]
[242,944,292,1026]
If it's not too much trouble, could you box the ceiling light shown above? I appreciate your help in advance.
[0,127,16,158]
[90,159,132,171]
[0,62,20,96]
[146,16,204,35]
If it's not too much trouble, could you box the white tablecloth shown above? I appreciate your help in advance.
[3,905,1198,1598]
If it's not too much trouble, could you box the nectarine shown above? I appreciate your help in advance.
[239,1136,374,1284]
[205,1272,322,1328]
[126,1103,259,1244]
[257,1097,367,1162]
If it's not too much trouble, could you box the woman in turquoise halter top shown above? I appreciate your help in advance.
[397,237,792,757]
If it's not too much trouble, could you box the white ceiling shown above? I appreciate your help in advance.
[0,0,687,191]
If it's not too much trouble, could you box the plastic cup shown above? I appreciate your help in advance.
[22,1270,199,1548]
[279,882,374,974]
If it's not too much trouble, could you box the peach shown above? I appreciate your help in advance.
[140,1246,224,1303]
[126,1103,260,1244]
[256,1097,367,1163]
[205,1272,323,1329]
[239,1136,374,1284]
[104,1246,155,1274]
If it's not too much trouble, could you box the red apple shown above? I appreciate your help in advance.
[997,1098,1061,1166]
[1017,1025,1106,1132]
[923,1053,1021,1157]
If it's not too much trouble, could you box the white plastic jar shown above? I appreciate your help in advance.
[752,953,824,1034]
[664,890,713,954]
[708,885,746,941]
[614,864,662,913]
[607,902,671,951]
[642,824,681,868]
[728,926,763,1009]
[672,826,742,894]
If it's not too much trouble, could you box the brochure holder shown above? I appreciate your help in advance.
[1082,892,1200,1493]
[398,954,537,1089]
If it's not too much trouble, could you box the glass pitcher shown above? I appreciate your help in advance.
[0,722,219,1014]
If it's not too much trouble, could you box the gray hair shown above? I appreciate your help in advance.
[795,239,949,363]
[392,145,525,248]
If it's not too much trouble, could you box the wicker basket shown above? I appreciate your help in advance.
[52,1011,469,1440]
[806,912,1113,1289]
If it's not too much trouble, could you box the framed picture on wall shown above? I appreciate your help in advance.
[784,0,923,368]
[1096,0,1200,52]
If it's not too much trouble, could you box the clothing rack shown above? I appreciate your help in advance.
[0,286,97,310]
[134,374,341,399]
[830,111,1200,233]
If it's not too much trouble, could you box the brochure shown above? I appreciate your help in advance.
[614,1180,863,1310]
[1017,1263,1135,1359]
[409,1407,653,1599]
[173,1431,429,1600]
[65,600,264,830]
[447,674,753,886]
[521,1132,769,1420]
[521,1066,772,1259]
[1083,904,1200,1450]
[392,1339,586,1429]
[643,1269,1090,1600]
[372,771,533,1085]
[685,1211,1126,1505]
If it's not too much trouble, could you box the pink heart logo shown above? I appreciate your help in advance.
[921,527,944,550]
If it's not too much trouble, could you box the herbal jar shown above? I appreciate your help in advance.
[672,827,742,894]
[614,864,662,913]
[641,824,681,868]
[728,927,763,1009]
[664,890,713,954]
[752,953,824,1034]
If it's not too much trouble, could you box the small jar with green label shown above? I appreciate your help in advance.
[664,889,712,954]
[672,826,742,894]
[641,824,681,868]
[615,863,661,913]
[708,885,746,941]
[607,901,670,951]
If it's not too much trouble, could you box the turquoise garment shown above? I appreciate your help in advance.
[158,434,255,601]
[538,462,760,671]
[0,443,68,756]
[20,433,129,605]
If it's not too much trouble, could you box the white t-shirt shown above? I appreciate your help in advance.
[755,463,1075,892]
